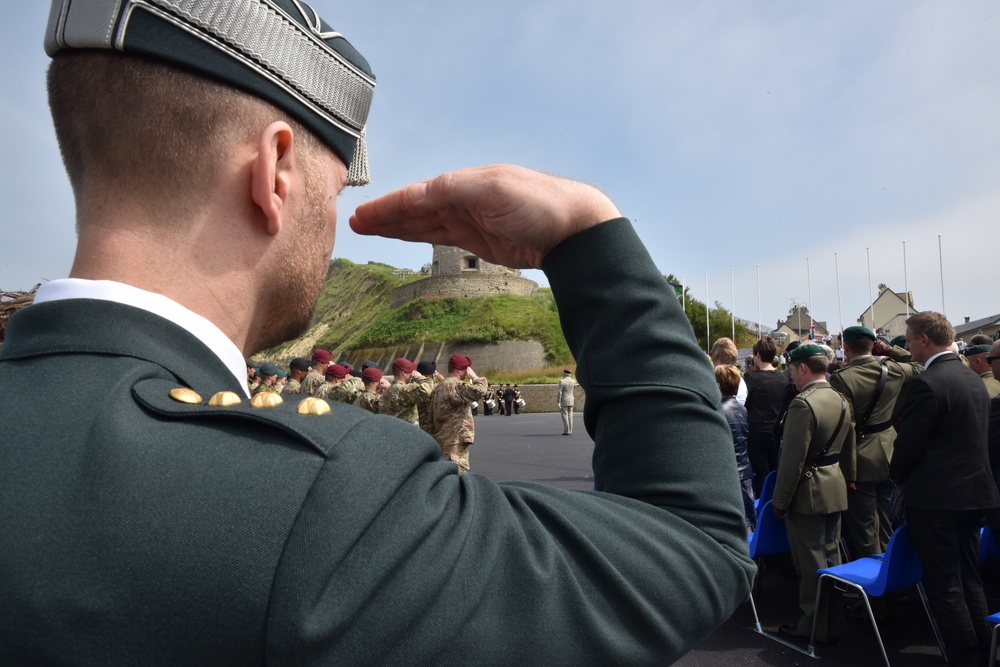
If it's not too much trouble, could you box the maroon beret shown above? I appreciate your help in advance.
[362,367,383,383]
[326,364,348,379]
[393,357,417,374]
[311,349,333,364]
[449,354,472,371]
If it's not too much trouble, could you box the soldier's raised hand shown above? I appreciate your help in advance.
[350,165,621,269]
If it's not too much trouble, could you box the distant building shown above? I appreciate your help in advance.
[954,314,1000,342]
[775,304,828,343]
[857,284,915,339]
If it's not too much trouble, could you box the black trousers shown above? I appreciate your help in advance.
[747,429,776,496]
[907,508,990,664]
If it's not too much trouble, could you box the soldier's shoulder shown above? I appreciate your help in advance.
[131,377,386,458]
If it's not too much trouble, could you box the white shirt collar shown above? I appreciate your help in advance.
[923,350,952,369]
[34,279,251,397]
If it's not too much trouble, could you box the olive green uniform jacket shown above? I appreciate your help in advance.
[828,356,916,483]
[0,218,754,666]
[773,381,856,515]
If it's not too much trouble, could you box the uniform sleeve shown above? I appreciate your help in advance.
[771,398,812,510]
[266,218,755,666]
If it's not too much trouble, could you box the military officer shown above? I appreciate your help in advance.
[965,344,1000,398]
[283,358,311,396]
[302,349,332,396]
[431,355,488,474]
[772,344,856,645]
[830,326,913,556]
[379,358,431,426]
[316,363,348,400]
[326,364,362,404]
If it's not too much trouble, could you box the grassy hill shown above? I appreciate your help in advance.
[263,259,571,365]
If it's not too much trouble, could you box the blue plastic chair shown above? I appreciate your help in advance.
[981,525,1000,564]
[746,501,791,637]
[986,611,1000,666]
[807,524,946,665]
[754,470,777,513]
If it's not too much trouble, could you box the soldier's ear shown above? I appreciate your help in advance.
[250,122,296,236]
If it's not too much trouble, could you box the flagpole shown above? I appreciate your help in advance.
[756,264,762,340]
[938,235,946,316]
[705,272,710,354]
[682,274,686,314]
[866,247,875,330]
[807,257,813,340]
[903,240,910,319]
[730,268,735,341]
[835,252,844,340]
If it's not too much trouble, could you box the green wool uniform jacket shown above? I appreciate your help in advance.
[0,219,754,666]
[828,356,918,483]
[772,381,856,515]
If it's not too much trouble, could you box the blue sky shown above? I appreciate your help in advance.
[3,1,998,335]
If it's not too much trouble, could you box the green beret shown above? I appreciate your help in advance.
[843,326,876,342]
[258,362,280,377]
[276,369,287,379]
[965,344,991,356]
[789,344,827,363]
[890,335,907,349]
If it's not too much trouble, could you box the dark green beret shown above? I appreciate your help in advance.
[965,344,991,356]
[276,369,287,379]
[258,362,280,377]
[890,335,907,349]
[44,0,375,185]
[789,344,827,363]
[843,326,876,342]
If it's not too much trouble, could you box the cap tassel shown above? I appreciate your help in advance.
[346,128,370,186]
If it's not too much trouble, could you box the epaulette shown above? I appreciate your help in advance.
[132,378,369,457]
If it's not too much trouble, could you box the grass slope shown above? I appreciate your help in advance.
[263,259,571,365]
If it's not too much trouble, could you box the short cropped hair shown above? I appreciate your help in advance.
[714,365,742,397]
[710,338,739,366]
[792,355,829,375]
[844,338,874,355]
[906,311,954,347]
[752,337,777,364]
[48,51,322,222]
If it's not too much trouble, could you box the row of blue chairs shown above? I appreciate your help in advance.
[747,499,991,665]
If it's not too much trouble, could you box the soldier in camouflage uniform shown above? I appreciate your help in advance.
[354,367,384,414]
[415,361,443,436]
[251,362,281,396]
[302,349,332,397]
[326,364,362,404]
[379,358,431,426]
[431,355,488,475]
[336,363,365,404]
[282,358,311,396]
[316,363,348,400]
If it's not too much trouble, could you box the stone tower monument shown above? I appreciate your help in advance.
[390,245,538,308]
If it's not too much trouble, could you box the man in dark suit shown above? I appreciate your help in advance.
[891,311,999,667]
[0,2,755,664]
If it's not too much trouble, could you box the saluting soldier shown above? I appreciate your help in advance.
[251,363,281,396]
[772,344,856,646]
[354,367,385,414]
[325,364,362,404]
[283,358,311,396]
[302,349,332,397]
[414,361,443,435]
[431,355,488,475]
[379,358,431,426]
[829,326,915,556]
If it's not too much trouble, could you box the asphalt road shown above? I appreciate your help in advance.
[470,411,996,666]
